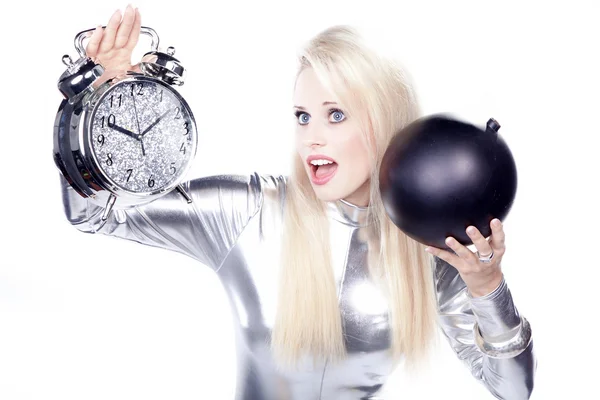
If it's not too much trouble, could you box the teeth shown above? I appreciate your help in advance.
[310,159,334,166]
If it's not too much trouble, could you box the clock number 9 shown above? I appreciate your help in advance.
[148,175,155,188]
[98,134,105,146]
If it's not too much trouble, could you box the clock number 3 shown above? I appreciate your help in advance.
[183,122,190,135]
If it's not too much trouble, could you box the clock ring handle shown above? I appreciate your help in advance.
[74,26,160,59]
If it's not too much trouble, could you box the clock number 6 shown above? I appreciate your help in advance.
[148,175,155,188]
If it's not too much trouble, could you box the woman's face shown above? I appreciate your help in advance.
[293,67,373,207]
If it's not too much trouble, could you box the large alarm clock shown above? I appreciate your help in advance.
[54,26,197,222]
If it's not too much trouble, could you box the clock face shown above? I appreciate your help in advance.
[90,78,196,194]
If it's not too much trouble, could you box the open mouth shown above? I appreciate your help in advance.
[310,162,338,184]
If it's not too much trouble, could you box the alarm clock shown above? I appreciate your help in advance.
[54,26,197,222]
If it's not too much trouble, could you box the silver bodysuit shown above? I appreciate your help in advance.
[59,172,536,399]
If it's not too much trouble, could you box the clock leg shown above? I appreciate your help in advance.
[102,194,117,221]
[176,184,193,204]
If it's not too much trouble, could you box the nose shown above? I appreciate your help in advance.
[302,123,327,148]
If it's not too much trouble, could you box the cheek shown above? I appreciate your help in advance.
[338,136,371,173]
[294,131,304,154]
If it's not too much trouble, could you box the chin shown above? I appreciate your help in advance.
[313,190,341,203]
[303,168,366,204]
[323,180,371,206]
[311,182,356,204]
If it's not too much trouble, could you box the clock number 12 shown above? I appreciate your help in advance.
[130,83,144,96]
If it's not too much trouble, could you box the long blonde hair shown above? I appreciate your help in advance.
[271,25,438,374]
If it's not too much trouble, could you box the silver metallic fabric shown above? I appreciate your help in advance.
[59,172,536,399]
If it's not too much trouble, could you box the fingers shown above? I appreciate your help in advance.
[115,4,135,49]
[444,236,475,261]
[126,8,142,51]
[99,9,122,53]
[85,25,104,58]
[424,245,462,268]
[489,218,506,250]
[465,225,493,257]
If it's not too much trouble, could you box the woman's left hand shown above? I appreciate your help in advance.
[425,218,505,298]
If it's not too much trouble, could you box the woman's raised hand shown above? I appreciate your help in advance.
[86,5,142,78]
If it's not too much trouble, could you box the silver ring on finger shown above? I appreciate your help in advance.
[477,249,494,263]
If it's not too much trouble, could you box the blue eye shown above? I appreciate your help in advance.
[295,111,310,125]
[294,108,345,125]
[330,109,345,123]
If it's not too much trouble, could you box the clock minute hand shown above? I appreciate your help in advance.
[140,109,172,137]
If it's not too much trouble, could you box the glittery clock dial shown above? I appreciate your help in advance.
[90,80,195,194]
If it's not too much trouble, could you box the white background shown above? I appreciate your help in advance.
[1,0,598,398]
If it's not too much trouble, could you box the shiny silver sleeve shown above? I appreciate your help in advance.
[59,172,265,270]
[433,256,537,399]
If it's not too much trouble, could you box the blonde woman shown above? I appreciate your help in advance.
[59,6,536,399]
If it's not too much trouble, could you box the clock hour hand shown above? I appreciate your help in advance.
[140,109,172,137]
[109,123,140,141]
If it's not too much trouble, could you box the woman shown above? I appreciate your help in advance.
[60,5,536,399]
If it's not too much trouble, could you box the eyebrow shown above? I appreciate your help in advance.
[293,101,338,110]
